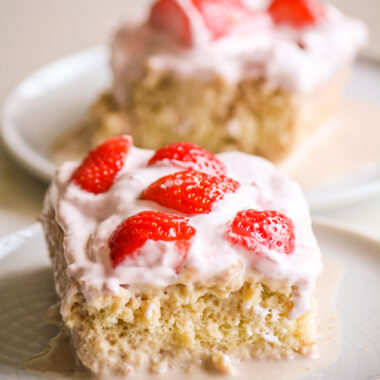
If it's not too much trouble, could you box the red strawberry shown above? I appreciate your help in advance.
[71,136,132,194]
[149,0,256,46]
[141,170,240,215]
[268,0,325,28]
[109,211,196,268]
[227,209,296,255]
[192,0,253,40]
[149,0,192,46]
[148,142,226,176]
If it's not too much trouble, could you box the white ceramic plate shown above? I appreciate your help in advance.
[0,220,379,379]
[1,46,111,182]
[1,46,380,211]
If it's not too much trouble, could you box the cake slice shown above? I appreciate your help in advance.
[54,0,367,164]
[42,136,322,376]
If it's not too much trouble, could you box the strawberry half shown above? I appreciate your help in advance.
[227,209,296,255]
[149,0,192,46]
[71,136,132,194]
[141,170,240,215]
[149,0,256,46]
[268,0,325,28]
[147,142,226,176]
[192,0,253,40]
[109,211,196,268]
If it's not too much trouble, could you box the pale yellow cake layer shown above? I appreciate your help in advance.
[41,205,318,376]
[53,68,348,164]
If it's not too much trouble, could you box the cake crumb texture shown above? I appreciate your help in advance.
[53,68,347,164]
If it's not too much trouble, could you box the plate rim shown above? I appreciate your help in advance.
[0,45,107,183]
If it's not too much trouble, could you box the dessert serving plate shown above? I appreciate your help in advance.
[1,46,380,211]
[0,219,379,379]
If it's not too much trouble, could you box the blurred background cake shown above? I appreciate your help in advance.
[55,0,367,163]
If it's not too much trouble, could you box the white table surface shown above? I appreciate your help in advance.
[1,0,380,240]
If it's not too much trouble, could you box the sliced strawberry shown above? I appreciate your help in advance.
[227,209,296,255]
[141,170,240,215]
[149,0,259,46]
[149,0,192,46]
[109,211,196,268]
[268,0,325,28]
[71,136,132,194]
[192,0,253,40]
[148,142,226,176]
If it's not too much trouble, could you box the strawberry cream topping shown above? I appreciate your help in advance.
[111,0,366,104]
[47,136,322,319]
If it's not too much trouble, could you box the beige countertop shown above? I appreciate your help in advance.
[1,0,380,240]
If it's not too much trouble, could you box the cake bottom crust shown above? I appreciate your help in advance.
[41,205,318,376]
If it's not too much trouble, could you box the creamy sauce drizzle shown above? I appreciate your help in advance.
[24,258,342,380]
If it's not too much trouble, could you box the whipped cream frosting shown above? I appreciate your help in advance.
[111,1,367,105]
[47,147,322,319]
